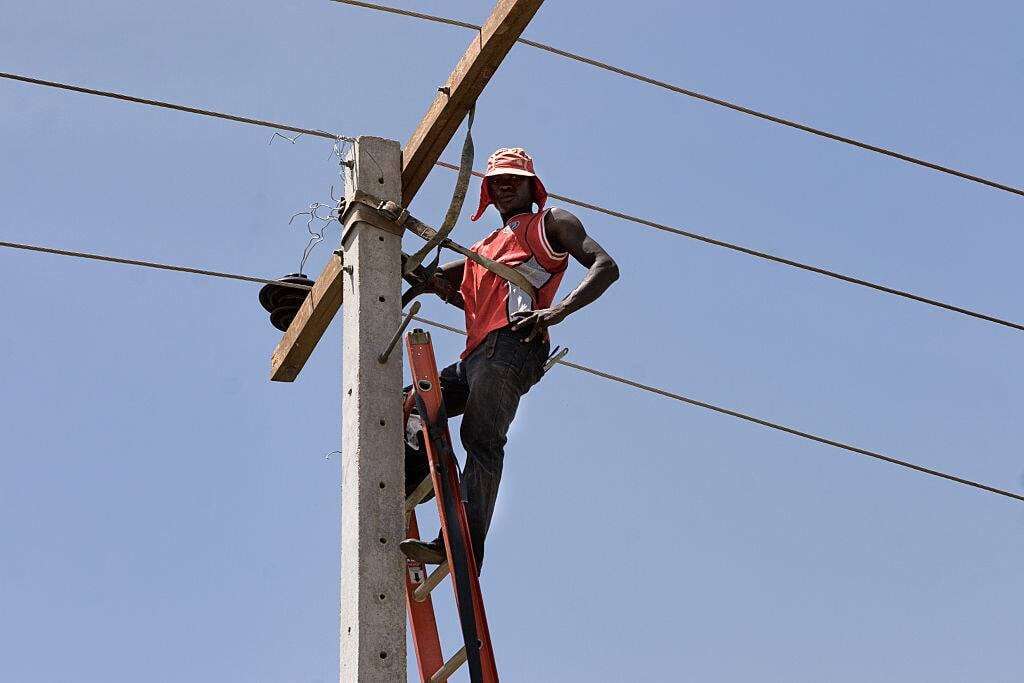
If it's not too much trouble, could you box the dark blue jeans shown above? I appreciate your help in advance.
[406,326,550,567]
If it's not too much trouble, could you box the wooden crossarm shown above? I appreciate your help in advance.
[270,253,345,382]
[401,0,544,204]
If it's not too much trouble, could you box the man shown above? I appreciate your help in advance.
[401,147,619,570]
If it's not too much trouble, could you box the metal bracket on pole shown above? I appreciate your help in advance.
[339,191,407,246]
[379,301,421,364]
[543,346,569,372]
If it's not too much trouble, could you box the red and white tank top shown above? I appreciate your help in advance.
[460,209,568,358]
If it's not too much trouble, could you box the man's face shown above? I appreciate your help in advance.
[487,174,534,215]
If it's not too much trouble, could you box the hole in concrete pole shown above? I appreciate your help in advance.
[379,593,386,600]
[378,235,385,242]
[379,651,387,659]
[379,481,386,489]
[378,296,386,302]
[379,537,387,544]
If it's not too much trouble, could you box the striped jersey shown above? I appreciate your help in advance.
[460,209,568,358]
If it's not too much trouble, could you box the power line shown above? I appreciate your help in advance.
[330,0,478,30]
[0,72,350,142]
[331,0,1024,199]
[4,70,1021,333]
[0,239,312,291]
[2,236,1020,504]
[408,315,1024,505]
[433,161,1024,333]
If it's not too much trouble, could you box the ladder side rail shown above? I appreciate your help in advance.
[404,510,445,682]
[427,428,485,681]
[432,428,495,661]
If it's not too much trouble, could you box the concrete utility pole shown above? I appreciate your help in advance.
[338,136,406,681]
[263,4,545,681]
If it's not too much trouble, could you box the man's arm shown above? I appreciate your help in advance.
[511,207,619,342]
[402,256,465,309]
[430,258,465,308]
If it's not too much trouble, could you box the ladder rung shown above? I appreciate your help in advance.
[405,475,434,514]
[429,646,467,683]
[413,561,449,602]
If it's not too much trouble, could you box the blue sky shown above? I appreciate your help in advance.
[2,1,1023,681]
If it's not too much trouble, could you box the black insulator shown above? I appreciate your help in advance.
[259,273,315,331]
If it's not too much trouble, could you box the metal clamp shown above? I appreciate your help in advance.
[339,191,407,245]
[376,199,409,226]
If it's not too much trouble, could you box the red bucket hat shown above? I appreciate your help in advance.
[471,147,548,221]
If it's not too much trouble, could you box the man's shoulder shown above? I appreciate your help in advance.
[544,206,578,225]
[543,206,585,239]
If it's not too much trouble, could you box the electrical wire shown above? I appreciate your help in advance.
[1,236,1020,504]
[407,315,1024,504]
[0,72,351,142]
[0,240,312,291]
[4,70,1021,332]
[329,0,1024,199]
[329,0,478,30]
[433,161,1024,333]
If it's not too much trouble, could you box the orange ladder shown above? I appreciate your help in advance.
[402,329,498,683]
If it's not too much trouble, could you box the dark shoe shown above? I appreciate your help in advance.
[400,538,446,564]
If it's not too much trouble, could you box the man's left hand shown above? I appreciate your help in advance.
[510,307,567,342]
